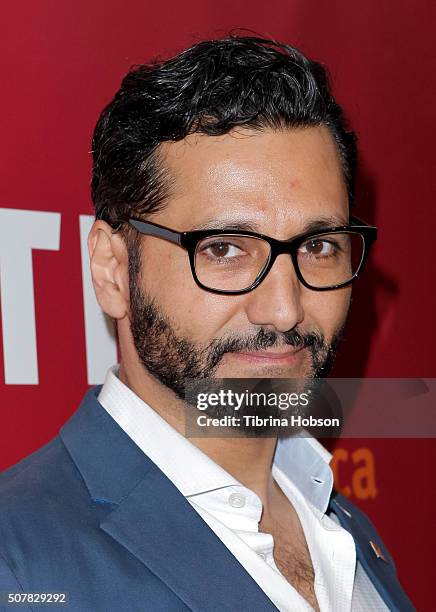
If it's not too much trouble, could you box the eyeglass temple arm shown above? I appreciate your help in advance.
[97,207,183,245]
[128,218,182,245]
[350,215,374,228]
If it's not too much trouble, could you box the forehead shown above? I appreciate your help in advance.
[158,125,349,234]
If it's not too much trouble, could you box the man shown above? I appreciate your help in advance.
[0,36,414,611]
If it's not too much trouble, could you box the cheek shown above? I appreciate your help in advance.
[139,241,241,339]
[302,287,351,338]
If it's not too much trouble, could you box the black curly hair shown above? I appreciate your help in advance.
[91,35,357,228]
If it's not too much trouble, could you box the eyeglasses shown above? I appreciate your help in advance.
[102,211,378,295]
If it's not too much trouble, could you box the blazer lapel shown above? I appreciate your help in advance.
[60,387,278,612]
[329,492,415,612]
[100,463,278,612]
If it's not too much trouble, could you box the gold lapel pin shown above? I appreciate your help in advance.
[369,540,388,563]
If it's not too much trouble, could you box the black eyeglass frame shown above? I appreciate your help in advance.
[102,211,378,295]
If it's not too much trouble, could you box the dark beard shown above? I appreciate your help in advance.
[128,266,346,431]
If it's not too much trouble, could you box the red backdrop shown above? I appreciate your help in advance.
[1,1,435,609]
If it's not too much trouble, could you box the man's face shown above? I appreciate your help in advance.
[128,126,351,399]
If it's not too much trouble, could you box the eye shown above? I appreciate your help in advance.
[299,239,337,257]
[201,240,245,259]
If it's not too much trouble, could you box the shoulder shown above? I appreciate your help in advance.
[0,434,80,507]
[0,434,93,565]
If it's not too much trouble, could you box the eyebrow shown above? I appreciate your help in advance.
[189,215,349,234]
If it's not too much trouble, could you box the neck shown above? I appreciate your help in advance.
[117,359,279,510]
[192,435,279,502]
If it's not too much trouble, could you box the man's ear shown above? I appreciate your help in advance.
[87,220,130,320]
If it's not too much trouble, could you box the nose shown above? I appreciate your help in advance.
[244,253,305,333]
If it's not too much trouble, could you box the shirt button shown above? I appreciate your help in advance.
[228,492,246,508]
[259,552,267,561]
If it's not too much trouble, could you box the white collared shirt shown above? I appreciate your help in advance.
[98,365,387,611]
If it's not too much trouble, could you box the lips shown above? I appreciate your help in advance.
[237,350,296,358]
[229,348,301,364]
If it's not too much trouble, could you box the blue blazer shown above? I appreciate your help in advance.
[0,386,415,611]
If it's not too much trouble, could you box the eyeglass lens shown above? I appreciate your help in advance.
[194,232,365,291]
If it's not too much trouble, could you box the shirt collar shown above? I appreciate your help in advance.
[274,434,334,514]
[98,365,334,513]
[98,365,239,496]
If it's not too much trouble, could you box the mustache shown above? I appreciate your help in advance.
[206,327,327,370]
